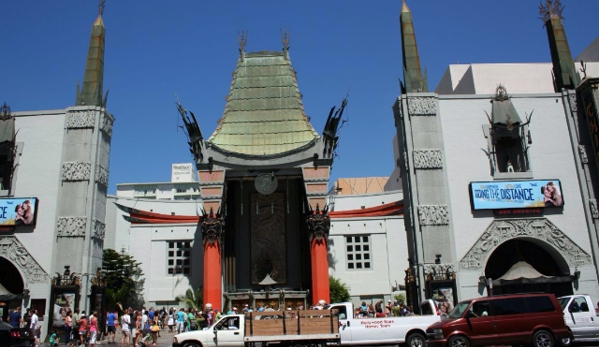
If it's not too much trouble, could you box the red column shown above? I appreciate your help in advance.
[310,238,330,305]
[203,242,222,308]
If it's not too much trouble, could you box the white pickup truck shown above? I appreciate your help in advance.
[329,300,440,347]
[172,300,440,347]
[558,294,599,344]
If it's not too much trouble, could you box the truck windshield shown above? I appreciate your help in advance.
[447,301,471,318]
[558,297,570,310]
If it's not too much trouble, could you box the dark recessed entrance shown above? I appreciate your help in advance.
[0,257,24,321]
[485,239,573,297]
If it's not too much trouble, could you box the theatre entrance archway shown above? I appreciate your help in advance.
[0,256,25,321]
[484,239,574,297]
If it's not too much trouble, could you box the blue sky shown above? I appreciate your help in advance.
[1,1,597,194]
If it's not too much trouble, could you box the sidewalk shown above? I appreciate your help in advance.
[41,328,177,347]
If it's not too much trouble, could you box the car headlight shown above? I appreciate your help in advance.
[427,329,444,340]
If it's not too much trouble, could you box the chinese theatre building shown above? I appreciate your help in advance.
[117,35,347,309]
[394,1,599,310]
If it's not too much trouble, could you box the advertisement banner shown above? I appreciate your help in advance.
[0,197,38,227]
[470,180,563,210]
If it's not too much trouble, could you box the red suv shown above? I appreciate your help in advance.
[426,293,571,347]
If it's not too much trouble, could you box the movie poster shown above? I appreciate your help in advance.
[52,293,75,327]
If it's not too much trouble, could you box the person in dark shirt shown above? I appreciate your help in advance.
[9,307,22,328]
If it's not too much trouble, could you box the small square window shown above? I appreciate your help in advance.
[346,234,372,271]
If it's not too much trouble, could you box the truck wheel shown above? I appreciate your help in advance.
[533,330,554,347]
[183,342,201,347]
[406,333,426,347]
[448,335,470,347]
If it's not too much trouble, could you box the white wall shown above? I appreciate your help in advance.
[437,94,599,300]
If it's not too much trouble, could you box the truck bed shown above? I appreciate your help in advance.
[243,309,340,342]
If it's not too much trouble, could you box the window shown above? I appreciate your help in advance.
[167,241,192,275]
[526,296,556,313]
[491,297,526,316]
[484,86,533,179]
[346,235,371,270]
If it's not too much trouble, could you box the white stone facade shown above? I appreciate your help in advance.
[0,106,112,338]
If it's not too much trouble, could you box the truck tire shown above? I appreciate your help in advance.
[533,330,554,347]
[406,332,426,347]
[183,342,201,347]
[448,335,470,347]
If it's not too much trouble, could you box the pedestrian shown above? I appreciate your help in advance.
[89,311,98,347]
[49,330,59,347]
[107,309,117,343]
[30,309,40,347]
[167,308,175,333]
[120,308,131,347]
[176,308,185,334]
[78,312,88,347]
[150,320,160,346]
[9,307,21,328]
[64,310,73,345]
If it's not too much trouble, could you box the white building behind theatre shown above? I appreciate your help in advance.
[106,167,410,307]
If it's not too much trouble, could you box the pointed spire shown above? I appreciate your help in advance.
[540,0,580,91]
[76,0,106,107]
[399,0,427,93]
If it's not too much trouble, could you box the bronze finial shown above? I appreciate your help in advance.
[281,28,290,51]
[539,0,564,22]
[238,30,248,51]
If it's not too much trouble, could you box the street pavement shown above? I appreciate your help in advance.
[43,328,177,347]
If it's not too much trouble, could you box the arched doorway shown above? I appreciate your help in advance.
[0,256,25,321]
[485,239,573,297]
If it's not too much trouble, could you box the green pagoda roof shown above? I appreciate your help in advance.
[207,50,319,156]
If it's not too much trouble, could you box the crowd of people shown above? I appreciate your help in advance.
[353,300,413,318]
[5,299,417,347]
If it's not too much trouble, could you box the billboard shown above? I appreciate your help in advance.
[0,197,38,227]
[469,180,563,210]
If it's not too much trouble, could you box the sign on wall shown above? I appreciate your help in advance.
[171,163,194,182]
[469,180,563,210]
[0,197,39,227]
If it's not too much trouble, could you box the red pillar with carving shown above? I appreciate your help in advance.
[203,242,221,307]
[307,207,331,305]
[310,237,330,304]
[201,209,224,308]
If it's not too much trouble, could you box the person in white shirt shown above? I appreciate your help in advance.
[121,309,132,347]
[30,309,40,347]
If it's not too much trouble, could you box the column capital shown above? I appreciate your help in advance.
[201,209,225,248]
[306,206,330,244]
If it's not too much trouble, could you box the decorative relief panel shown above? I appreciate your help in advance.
[579,145,589,164]
[66,110,95,129]
[413,149,443,169]
[57,217,87,237]
[100,112,113,137]
[0,237,50,284]
[96,165,109,187]
[62,162,91,181]
[424,263,456,281]
[418,205,449,226]
[460,218,592,270]
[590,199,599,219]
[408,97,437,116]
[92,219,105,240]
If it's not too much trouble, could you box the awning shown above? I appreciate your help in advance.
[492,261,574,286]
[0,282,21,301]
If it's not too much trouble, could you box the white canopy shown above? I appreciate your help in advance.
[497,261,551,281]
